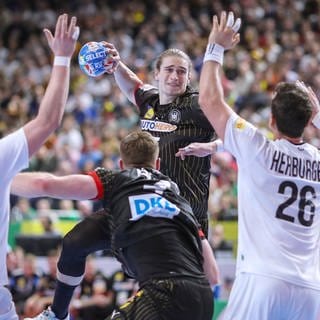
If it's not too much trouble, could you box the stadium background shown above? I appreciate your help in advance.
[2,0,319,319]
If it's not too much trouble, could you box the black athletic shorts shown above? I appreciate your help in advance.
[106,277,213,320]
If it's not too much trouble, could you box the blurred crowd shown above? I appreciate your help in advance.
[2,0,320,314]
[2,0,320,224]
[7,247,136,319]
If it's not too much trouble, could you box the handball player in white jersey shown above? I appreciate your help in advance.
[0,14,79,320]
[199,11,320,320]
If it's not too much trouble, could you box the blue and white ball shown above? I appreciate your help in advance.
[78,41,113,77]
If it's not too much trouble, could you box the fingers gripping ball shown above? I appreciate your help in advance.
[78,41,115,77]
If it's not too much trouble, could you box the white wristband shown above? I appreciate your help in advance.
[54,56,71,67]
[203,43,225,65]
[312,112,320,129]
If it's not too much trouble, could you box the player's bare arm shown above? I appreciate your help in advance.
[199,11,241,141]
[11,173,97,200]
[100,42,143,105]
[23,14,79,157]
[175,140,223,160]
[201,238,220,286]
[114,60,143,105]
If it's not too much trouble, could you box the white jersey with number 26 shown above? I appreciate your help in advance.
[224,113,320,291]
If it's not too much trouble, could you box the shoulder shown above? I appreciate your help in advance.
[0,128,26,147]
[135,85,160,112]
[135,84,159,101]
[226,114,259,138]
[0,128,29,176]
[176,86,199,104]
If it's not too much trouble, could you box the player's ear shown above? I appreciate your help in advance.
[187,72,191,84]
[154,69,159,81]
[307,114,313,126]
[119,159,125,170]
[268,114,276,132]
[156,158,161,170]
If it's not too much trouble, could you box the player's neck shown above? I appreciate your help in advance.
[281,134,304,145]
[159,93,176,105]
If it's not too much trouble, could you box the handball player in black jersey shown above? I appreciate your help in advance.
[108,45,216,236]
[12,131,219,320]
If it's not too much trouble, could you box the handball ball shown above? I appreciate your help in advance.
[78,41,114,77]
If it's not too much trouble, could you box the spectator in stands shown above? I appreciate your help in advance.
[209,224,233,257]
[6,246,19,279]
[24,250,60,317]
[70,256,114,320]
[76,200,93,219]
[10,198,37,222]
[9,254,41,316]
[39,215,61,236]
[109,270,136,310]
[28,144,58,173]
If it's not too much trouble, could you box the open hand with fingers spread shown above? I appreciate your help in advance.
[208,11,241,50]
[43,13,79,58]
[203,11,241,66]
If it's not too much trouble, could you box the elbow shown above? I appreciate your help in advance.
[46,117,62,133]
[33,174,55,195]
[38,108,64,134]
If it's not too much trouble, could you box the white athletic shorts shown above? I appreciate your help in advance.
[221,273,320,320]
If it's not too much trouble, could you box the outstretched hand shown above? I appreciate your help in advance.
[208,11,241,50]
[176,142,217,160]
[43,13,79,57]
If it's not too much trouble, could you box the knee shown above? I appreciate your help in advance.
[62,231,83,254]
[58,232,88,276]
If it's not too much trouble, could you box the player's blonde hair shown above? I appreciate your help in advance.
[120,131,159,168]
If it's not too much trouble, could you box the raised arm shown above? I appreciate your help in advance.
[114,61,144,105]
[101,42,143,105]
[198,11,241,141]
[11,172,97,200]
[23,14,79,156]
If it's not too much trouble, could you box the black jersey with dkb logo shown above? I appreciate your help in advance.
[94,166,205,283]
[135,85,216,235]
